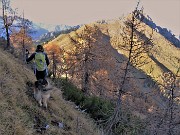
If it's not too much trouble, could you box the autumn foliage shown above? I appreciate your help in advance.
[10,28,33,51]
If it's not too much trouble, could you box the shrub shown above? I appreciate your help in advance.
[57,79,114,122]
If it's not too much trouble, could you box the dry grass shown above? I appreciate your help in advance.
[0,47,100,135]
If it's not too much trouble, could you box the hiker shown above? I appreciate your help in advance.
[26,45,50,83]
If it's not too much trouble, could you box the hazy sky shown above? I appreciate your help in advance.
[8,0,180,37]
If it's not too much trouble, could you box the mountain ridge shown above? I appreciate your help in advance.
[142,14,180,47]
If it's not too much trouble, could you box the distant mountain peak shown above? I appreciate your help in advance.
[0,16,81,41]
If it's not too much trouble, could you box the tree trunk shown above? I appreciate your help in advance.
[82,53,89,94]
[5,25,10,49]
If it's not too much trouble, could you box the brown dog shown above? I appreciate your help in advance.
[34,79,53,108]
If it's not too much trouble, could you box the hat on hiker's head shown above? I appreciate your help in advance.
[36,45,44,52]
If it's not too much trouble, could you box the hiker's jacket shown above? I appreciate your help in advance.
[26,51,50,71]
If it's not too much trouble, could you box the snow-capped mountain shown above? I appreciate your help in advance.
[29,23,49,40]
[0,16,80,41]
[35,25,81,44]
[35,23,74,32]
[27,22,80,40]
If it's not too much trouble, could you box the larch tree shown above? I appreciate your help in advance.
[19,12,33,62]
[104,2,154,134]
[10,14,33,62]
[44,43,63,79]
[157,63,180,135]
[0,0,16,49]
[68,25,99,95]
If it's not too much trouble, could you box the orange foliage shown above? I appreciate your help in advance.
[44,43,62,55]
[10,28,33,51]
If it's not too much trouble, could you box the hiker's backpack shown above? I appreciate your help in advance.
[35,52,46,71]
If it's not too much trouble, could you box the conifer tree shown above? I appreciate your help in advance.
[68,25,99,94]
[104,2,154,134]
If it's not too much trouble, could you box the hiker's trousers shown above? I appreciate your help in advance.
[35,69,47,80]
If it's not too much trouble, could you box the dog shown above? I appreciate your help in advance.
[33,79,53,108]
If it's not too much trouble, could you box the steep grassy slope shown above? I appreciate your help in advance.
[0,47,99,135]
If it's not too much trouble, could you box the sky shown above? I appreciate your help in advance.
[5,0,180,37]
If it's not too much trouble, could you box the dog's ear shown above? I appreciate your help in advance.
[42,79,48,85]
